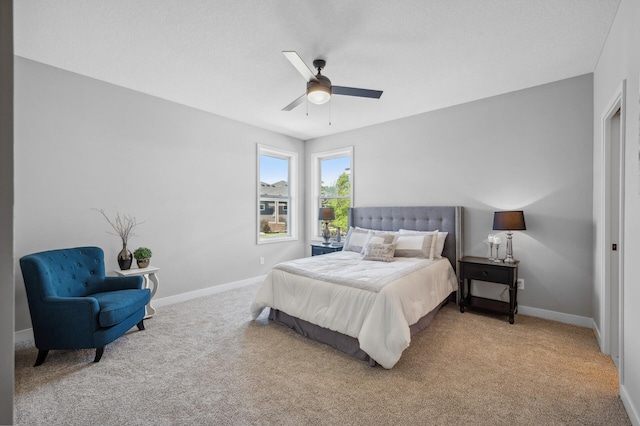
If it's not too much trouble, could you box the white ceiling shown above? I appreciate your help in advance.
[14,0,620,141]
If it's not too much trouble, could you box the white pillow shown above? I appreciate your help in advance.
[394,231,437,259]
[399,229,448,259]
[365,231,398,246]
[343,227,372,253]
[433,232,448,258]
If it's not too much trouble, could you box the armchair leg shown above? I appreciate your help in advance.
[34,349,49,367]
[137,320,145,330]
[94,347,104,363]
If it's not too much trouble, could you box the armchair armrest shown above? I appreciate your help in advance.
[99,276,144,292]
[44,295,100,311]
[32,296,102,349]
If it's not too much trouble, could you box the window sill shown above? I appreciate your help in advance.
[258,236,299,245]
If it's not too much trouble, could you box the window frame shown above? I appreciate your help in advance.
[257,144,298,244]
[310,147,354,241]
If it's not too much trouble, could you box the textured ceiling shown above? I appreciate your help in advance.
[14,0,620,140]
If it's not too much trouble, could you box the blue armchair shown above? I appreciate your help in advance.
[20,246,151,366]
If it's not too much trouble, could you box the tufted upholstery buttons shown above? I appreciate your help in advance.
[83,282,88,287]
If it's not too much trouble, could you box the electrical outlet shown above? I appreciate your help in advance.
[516,278,524,290]
[259,257,265,265]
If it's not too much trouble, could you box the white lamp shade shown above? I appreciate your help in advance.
[307,85,331,104]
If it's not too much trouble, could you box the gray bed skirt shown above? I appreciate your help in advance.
[268,294,453,367]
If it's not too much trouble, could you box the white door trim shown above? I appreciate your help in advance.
[599,79,626,381]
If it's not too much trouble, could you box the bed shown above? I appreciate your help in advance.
[251,206,463,368]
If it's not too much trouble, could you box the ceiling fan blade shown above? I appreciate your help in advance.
[332,86,383,99]
[282,93,306,111]
[283,51,319,83]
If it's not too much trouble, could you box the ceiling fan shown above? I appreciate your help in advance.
[281,51,383,111]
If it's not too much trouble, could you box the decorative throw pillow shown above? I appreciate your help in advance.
[394,231,437,259]
[364,231,398,246]
[363,243,396,262]
[343,227,372,253]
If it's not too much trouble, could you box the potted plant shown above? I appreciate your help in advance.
[133,247,153,269]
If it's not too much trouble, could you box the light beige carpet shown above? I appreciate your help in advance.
[14,283,630,425]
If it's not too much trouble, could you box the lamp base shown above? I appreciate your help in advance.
[321,221,331,245]
[505,232,516,263]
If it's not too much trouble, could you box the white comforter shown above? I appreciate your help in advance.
[250,251,458,369]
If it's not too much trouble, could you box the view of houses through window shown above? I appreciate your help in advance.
[258,146,349,243]
[258,146,296,242]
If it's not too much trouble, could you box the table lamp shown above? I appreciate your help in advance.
[493,210,526,263]
[318,207,335,245]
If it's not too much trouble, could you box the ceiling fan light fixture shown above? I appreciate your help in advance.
[307,84,331,105]
[281,52,383,112]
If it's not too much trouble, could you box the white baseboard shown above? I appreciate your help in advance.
[518,305,593,328]
[620,384,640,426]
[14,280,595,345]
[592,318,603,351]
[14,275,265,347]
[153,275,265,308]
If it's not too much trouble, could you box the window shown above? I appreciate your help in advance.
[311,147,353,240]
[257,145,297,243]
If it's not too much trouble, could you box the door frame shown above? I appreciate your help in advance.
[599,79,626,380]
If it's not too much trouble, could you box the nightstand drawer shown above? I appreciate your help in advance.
[463,263,509,283]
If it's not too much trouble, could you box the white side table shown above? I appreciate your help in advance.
[114,266,160,318]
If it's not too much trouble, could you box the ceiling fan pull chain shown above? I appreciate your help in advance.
[329,102,332,126]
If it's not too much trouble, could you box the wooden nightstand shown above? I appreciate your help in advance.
[311,244,342,256]
[458,256,519,324]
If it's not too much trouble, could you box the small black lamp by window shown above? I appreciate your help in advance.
[318,207,335,245]
[493,210,526,263]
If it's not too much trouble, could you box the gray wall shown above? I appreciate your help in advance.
[14,57,306,332]
[0,2,14,423]
[593,0,640,420]
[306,74,594,318]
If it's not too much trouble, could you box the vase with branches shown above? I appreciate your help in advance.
[97,209,142,270]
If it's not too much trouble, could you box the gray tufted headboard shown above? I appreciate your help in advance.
[348,206,463,274]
